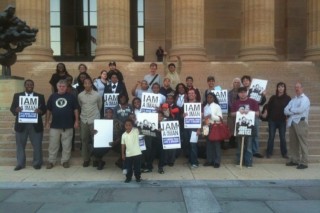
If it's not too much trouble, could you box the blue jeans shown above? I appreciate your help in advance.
[236,136,253,166]
[267,120,287,156]
[184,129,199,165]
[252,118,260,154]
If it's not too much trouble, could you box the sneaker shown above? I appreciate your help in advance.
[46,163,54,169]
[83,161,90,167]
[124,178,131,183]
[296,164,308,169]
[62,162,70,168]
[122,169,127,175]
[158,168,164,174]
[246,164,252,168]
[191,164,198,168]
[286,161,298,166]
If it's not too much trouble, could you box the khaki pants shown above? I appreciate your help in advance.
[289,121,309,165]
[80,122,94,162]
[48,128,73,164]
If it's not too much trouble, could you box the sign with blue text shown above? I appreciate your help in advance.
[161,120,181,149]
[140,93,160,113]
[18,96,38,123]
[212,89,228,113]
[184,103,202,128]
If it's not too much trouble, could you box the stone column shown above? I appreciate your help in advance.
[305,0,320,61]
[15,0,54,61]
[94,0,133,62]
[238,0,278,61]
[170,0,207,61]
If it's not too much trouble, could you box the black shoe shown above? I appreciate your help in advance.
[97,161,105,170]
[14,165,24,171]
[282,154,289,159]
[203,162,213,167]
[136,178,141,182]
[167,163,174,167]
[33,165,41,170]
[92,160,98,167]
[158,168,164,174]
[253,153,264,158]
[46,163,54,169]
[62,162,70,168]
[83,161,90,167]
[266,154,271,159]
[213,163,220,168]
[124,178,131,183]
[297,164,308,169]
[286,161,299,166]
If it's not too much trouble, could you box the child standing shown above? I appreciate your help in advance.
[121,119,142,183]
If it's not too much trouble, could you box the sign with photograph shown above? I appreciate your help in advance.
[140,93,160,113]
[184,103,202,128]
[139,135,146,151]
[18,96,38,123]
[161,120,181,149]
[94,119,113,148]
[234,111,255,136]
[248,79,268,102]
[136,113,158,137]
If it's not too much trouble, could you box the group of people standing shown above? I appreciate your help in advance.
[10,57,311,183]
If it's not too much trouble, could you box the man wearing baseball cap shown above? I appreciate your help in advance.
[107,61,124,83]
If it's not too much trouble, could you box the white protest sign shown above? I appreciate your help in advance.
[184,103,202,128]
[161,120,181,149]
[104,93,119,109]
[140,93,160,113]
[248,79,268,103]
[234,111,255,136]
[136,113,158,137]
[18,96,38,123]
[212,89,228,113]
[94,119,113,148]
[139,135,146,151]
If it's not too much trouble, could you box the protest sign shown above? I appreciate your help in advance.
[234,111,255,136]
[136,113,158,137]
[104,93,119,109]
[184,103,202,128]
[140,93,160,113]
[248,79,268,102]
[161,120,181,149]
[212,89,228,113]
[94,119,113,148]
[139,135,146,151]
[18,96,38,123]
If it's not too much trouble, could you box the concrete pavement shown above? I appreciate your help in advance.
[0,162,320,213]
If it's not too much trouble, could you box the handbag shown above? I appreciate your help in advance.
[208,117,231,142]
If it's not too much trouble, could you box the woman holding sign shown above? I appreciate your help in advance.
[203,93,223,168]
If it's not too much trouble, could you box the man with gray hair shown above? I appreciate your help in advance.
[45,79,79,169]
[284,82,310,169]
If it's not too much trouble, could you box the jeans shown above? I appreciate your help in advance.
[206,138,221,164]
[266,120,287,156]
[252,118,260,154]
[184,129,199,165]
[125,154,142,180]
[236,136,253,166]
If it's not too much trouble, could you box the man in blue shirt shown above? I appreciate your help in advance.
[284,82,310,169]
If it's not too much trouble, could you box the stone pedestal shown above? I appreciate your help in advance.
[305,0,320,61]
[238,0,277,61]
[0,78,24,111]
[170,0,207,61]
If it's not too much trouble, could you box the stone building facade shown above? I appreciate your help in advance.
[1,0,319,63]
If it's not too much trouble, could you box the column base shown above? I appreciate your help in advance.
[94,46,133,62]
[238,47,278,61]
[170,47,208,62]
[17,46,54,62]
[0,78,24,111]
[304,48,320,61]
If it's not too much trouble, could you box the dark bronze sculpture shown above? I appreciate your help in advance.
[0,5,38,78]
